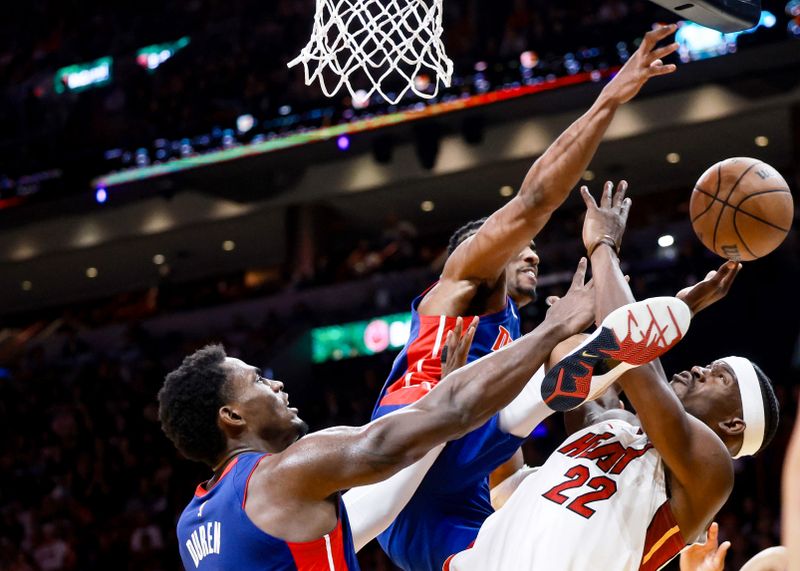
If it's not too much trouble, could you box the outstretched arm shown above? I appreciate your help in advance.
[274,260,595,500]
[582,182,736,541]
[592,247,733,541]
[432,26,678,302]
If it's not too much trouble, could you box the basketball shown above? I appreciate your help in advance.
[690,157,794,261]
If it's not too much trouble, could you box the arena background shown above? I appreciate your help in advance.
[0,0,798,569]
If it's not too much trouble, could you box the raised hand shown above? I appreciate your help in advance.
[679,522,730,571]
[440,317,478,379]
[581,180,632,256]
[676,261,741,316]
[544,258,595,335]
[602,24,679,105]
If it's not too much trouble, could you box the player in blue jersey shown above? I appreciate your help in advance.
[157,263,598,571]
[365,25,682,571]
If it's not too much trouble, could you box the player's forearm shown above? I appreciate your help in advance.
[617,362,693,446]
[442,317,570,433]
[344,443,445,551]
[518,95,618,212]
[589,243,635,321]
[375,317,571,465]
[589,244,697,472]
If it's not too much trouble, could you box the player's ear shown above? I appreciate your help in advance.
[219,406,246,429]
[718,416,745,438]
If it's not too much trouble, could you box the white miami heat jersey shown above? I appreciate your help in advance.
[447,418,686,571]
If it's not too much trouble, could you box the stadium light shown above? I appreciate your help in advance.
[95,187,108,204]
[658,234,675,248]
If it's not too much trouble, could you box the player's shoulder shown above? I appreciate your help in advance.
[417,279,479,315]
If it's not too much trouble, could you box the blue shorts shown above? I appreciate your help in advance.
[377,414,525,571]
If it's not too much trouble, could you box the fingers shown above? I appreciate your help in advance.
[601,181,614,209]
[712,260,740,285]
[620,197,632,221]
[650,42,679,62]
[454,318,478,365]
[443,317,463,362]
[452,316,463,340]
[463,317,478,349]
[442,317,478,370]
[546,295,560,307]
[649,59,678,77]
[571,257,588,288]
[719,262,741,290]
[707,522,719,548]
[441,330,455,364]
[612,180,628,209]
[641,24,678,51]
[714,541,731,567]
[580,186,598,210]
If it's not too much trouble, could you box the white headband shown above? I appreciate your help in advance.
[720,356,765,458]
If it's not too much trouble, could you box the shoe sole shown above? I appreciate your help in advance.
[540,296,691,412]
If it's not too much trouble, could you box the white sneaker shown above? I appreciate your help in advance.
[541,297,691,411]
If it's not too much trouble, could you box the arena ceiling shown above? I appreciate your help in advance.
[0,41,798,318]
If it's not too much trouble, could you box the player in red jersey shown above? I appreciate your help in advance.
[158,263,597,571]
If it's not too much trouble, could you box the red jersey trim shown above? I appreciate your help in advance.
[442,540,474,571]
[242,454,270,509]
[378,385,433,407]
[194,457,240,498]
[640,501,686,571]
[287,517,350,570]
[381,314,478,400]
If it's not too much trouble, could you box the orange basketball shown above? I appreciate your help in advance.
[690,157,794,261]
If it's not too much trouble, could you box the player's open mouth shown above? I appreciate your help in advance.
[671,371,692,386]
[520,269,537,282]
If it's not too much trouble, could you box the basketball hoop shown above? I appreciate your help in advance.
[288,0,453,105]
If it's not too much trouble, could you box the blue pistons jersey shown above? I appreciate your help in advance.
[177,452,360,570]
[371,288,525,571]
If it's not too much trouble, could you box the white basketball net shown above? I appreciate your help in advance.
[288,0,453,105]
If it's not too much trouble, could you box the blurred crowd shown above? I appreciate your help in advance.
[0,0,791,193]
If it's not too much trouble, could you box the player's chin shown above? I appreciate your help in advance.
[668,380,686,399]
[293,417,310,439]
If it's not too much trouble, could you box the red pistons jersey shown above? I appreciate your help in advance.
[372,286,521,419]
[177,452,360,571]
